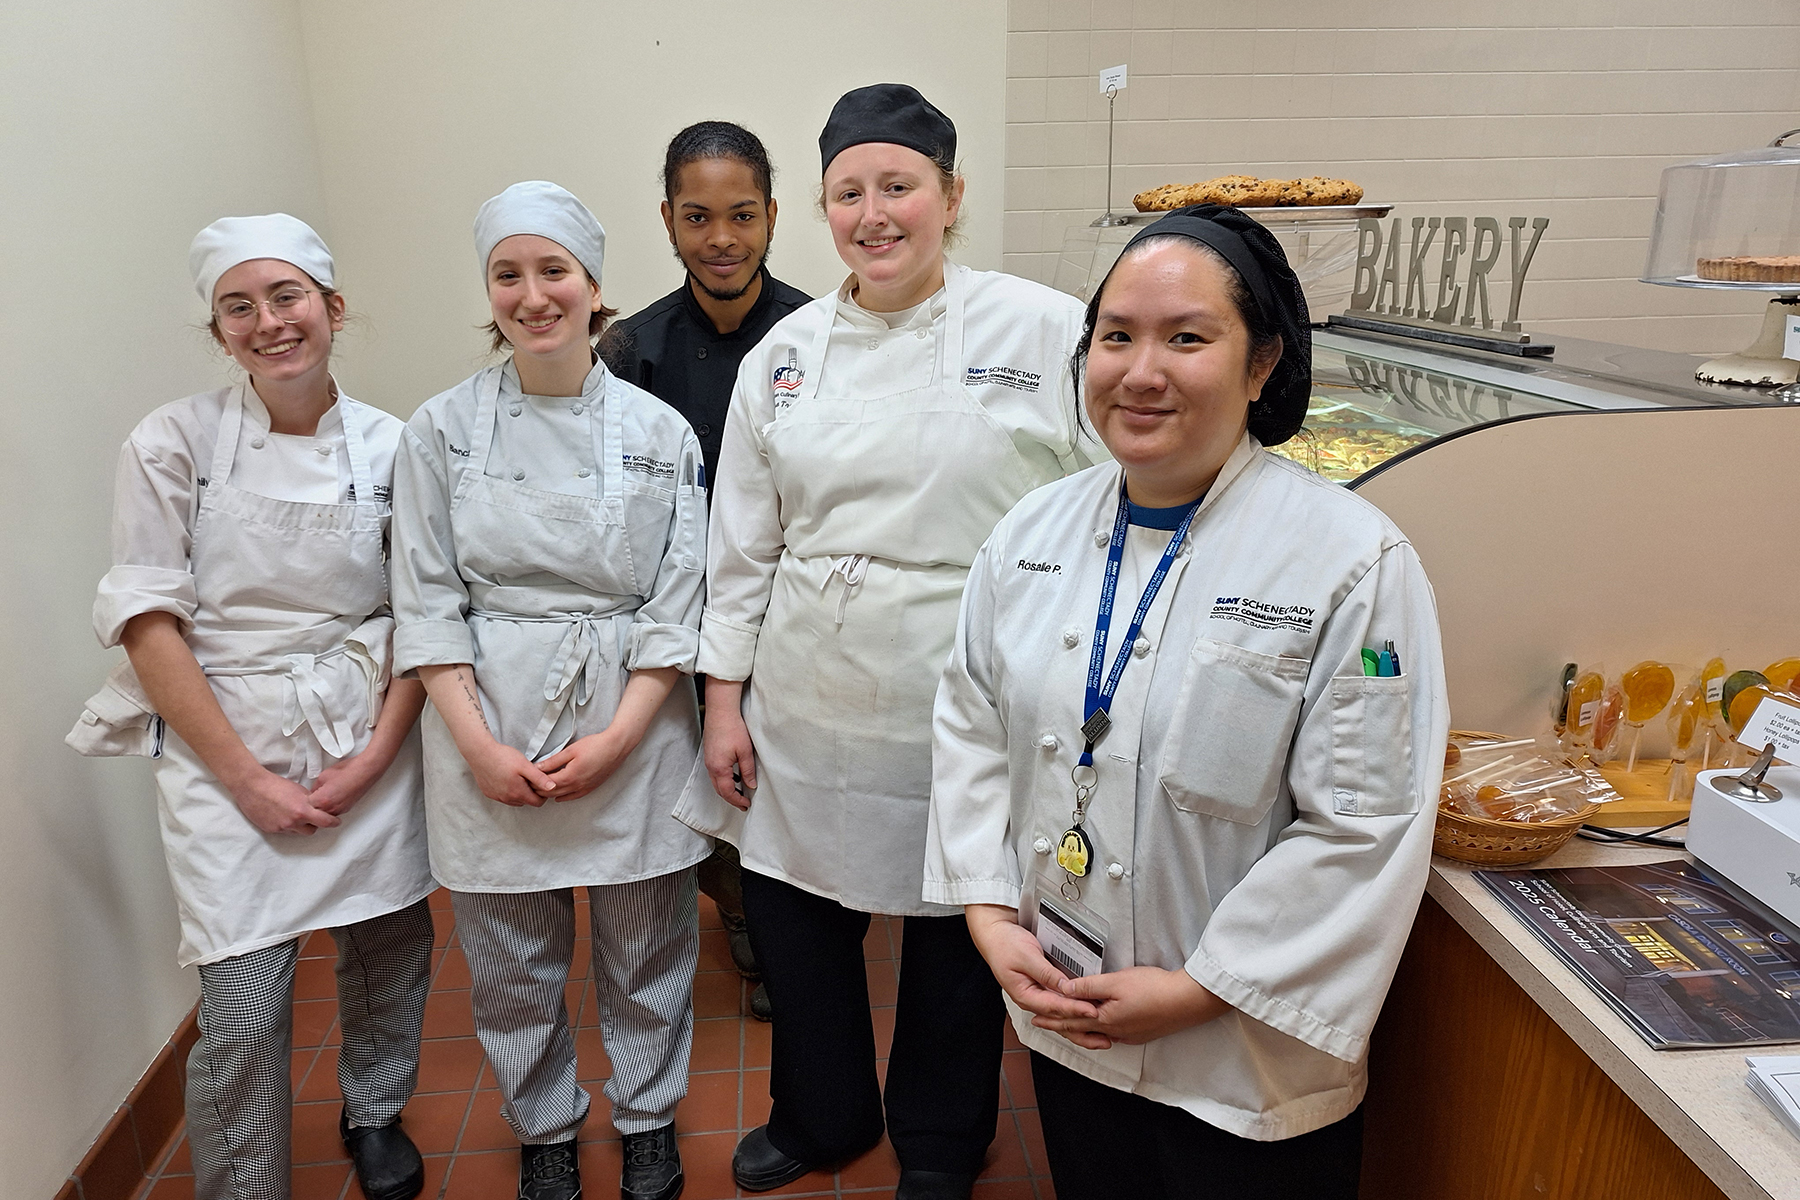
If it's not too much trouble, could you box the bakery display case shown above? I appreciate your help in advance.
[1282,326,1776,487]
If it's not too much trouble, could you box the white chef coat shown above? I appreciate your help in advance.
[74,383,433,967]
[391,358,710,891]
[926,436,1449,1140]
[675,262,1102,915]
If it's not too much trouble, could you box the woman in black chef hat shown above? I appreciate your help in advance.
[676,85,1104,1197]
[927,204,1450,1199]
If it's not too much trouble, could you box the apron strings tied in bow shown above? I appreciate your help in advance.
[523,614,608,761]
[823,554,871,625]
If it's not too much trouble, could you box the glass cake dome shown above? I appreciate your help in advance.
[1643,129,1800,291]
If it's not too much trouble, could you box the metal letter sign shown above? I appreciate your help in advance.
[1341,213,1554,356]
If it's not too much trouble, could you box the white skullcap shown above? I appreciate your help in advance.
[189,214,334,304]
[474,181,606,286]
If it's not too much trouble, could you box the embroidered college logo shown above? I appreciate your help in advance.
[1209,596,1317,632]
[965,365,1043,393]
[772,348,804,395]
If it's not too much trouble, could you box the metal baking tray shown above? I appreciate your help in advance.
[1118,204,1395,225]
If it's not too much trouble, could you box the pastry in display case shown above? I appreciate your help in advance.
[1263,390,1435,482]
[1641,128,1800,387]
[1269,340,1571,484]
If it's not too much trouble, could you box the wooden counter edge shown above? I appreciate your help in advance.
[1423,857,1770,1200]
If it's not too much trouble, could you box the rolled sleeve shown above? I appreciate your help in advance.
[925,537,1022,909]
[1189,541,1448,1062]
[624,429,706,674]
[389,422,474,676]
[95,565,196,647]
[96,435,200,647]
[696,359,783,681]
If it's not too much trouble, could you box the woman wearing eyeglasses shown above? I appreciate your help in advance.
[69,215,435,1200]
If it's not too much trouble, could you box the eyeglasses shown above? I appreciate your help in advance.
[214,287,316,334]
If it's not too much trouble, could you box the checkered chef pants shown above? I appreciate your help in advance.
[452,868,698,1144]
[184,898,435,1200]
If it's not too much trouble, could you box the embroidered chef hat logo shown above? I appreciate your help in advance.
[772,348,804,393]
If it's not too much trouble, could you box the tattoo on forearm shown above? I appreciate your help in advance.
[458,672,491,732]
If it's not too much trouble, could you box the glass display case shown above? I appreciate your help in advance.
[1286,328,1774,486]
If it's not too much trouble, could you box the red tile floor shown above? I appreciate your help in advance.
[132,888,1056,1200]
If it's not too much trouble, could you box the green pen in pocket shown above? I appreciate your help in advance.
[1361,648,1380,677]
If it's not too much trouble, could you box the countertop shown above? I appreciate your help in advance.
[1429,840,1800,1200]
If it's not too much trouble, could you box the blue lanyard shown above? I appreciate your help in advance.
[1078,483,1199,767]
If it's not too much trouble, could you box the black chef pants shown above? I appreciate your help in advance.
[1030,1052,1364,1200]
[740,869,1005,1174]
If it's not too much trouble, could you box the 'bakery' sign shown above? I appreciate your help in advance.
[1349,215,1549,333]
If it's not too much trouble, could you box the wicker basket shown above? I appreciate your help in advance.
[1432,802,1601,866]
[1432,729,1601,867]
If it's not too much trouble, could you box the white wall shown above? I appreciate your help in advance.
[1001,0,1800,354]
[0,3,331,1196]
[296,0,1010,415]
[2,2,1006,1193]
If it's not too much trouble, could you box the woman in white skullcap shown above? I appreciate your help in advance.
[69,215,436,1200]
[390,181,707,1200]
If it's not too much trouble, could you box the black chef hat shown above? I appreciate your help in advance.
[819,84,957,176]
[1116,204,1312,446]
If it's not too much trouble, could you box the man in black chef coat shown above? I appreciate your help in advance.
[607,121,810,493]
[605,122,810,1022]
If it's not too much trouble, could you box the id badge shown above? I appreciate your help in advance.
[1033,874,1110,979]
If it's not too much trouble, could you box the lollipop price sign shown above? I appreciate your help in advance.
[1738,696,1800,762]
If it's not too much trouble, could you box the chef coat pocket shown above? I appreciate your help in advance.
[66,661,165,758]
[1157,639,1309,824]
[1327,675,1417,817]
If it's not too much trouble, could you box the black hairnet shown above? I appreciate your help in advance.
[1118,204,1312,445]
[819,84,957,176]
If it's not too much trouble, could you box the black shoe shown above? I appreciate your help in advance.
[725,923,760,979]
[731,1125,814,1193]
[749,982,773,1022]
[895,1169,976,1200]
[519,1139,582,1200]
[339,1110,424,1200]
[620,1122,684,1200]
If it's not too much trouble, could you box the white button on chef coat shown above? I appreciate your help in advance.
[926,437,1449,1142]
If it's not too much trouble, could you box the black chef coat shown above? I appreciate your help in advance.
[605,269,811,491]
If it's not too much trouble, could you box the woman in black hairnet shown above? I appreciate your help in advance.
[676,84,1102,1199]
[926,206,1449,1199]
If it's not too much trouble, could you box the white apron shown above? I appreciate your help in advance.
[419,370,707,892]
[73,389,433,967]
[676,269,1044,914]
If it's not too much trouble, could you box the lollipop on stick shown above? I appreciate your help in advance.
[1665,677,1705,802]
[1590,678,1628,767]
[1765,657,1800,697]
[1550,662,1578,742]
[1697,656,1728,770]
[1565,668,1604,756]
[1725,671,1775,742]
[1620,660,1675,772]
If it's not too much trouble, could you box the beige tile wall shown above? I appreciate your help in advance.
[1004,0,1800,352]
